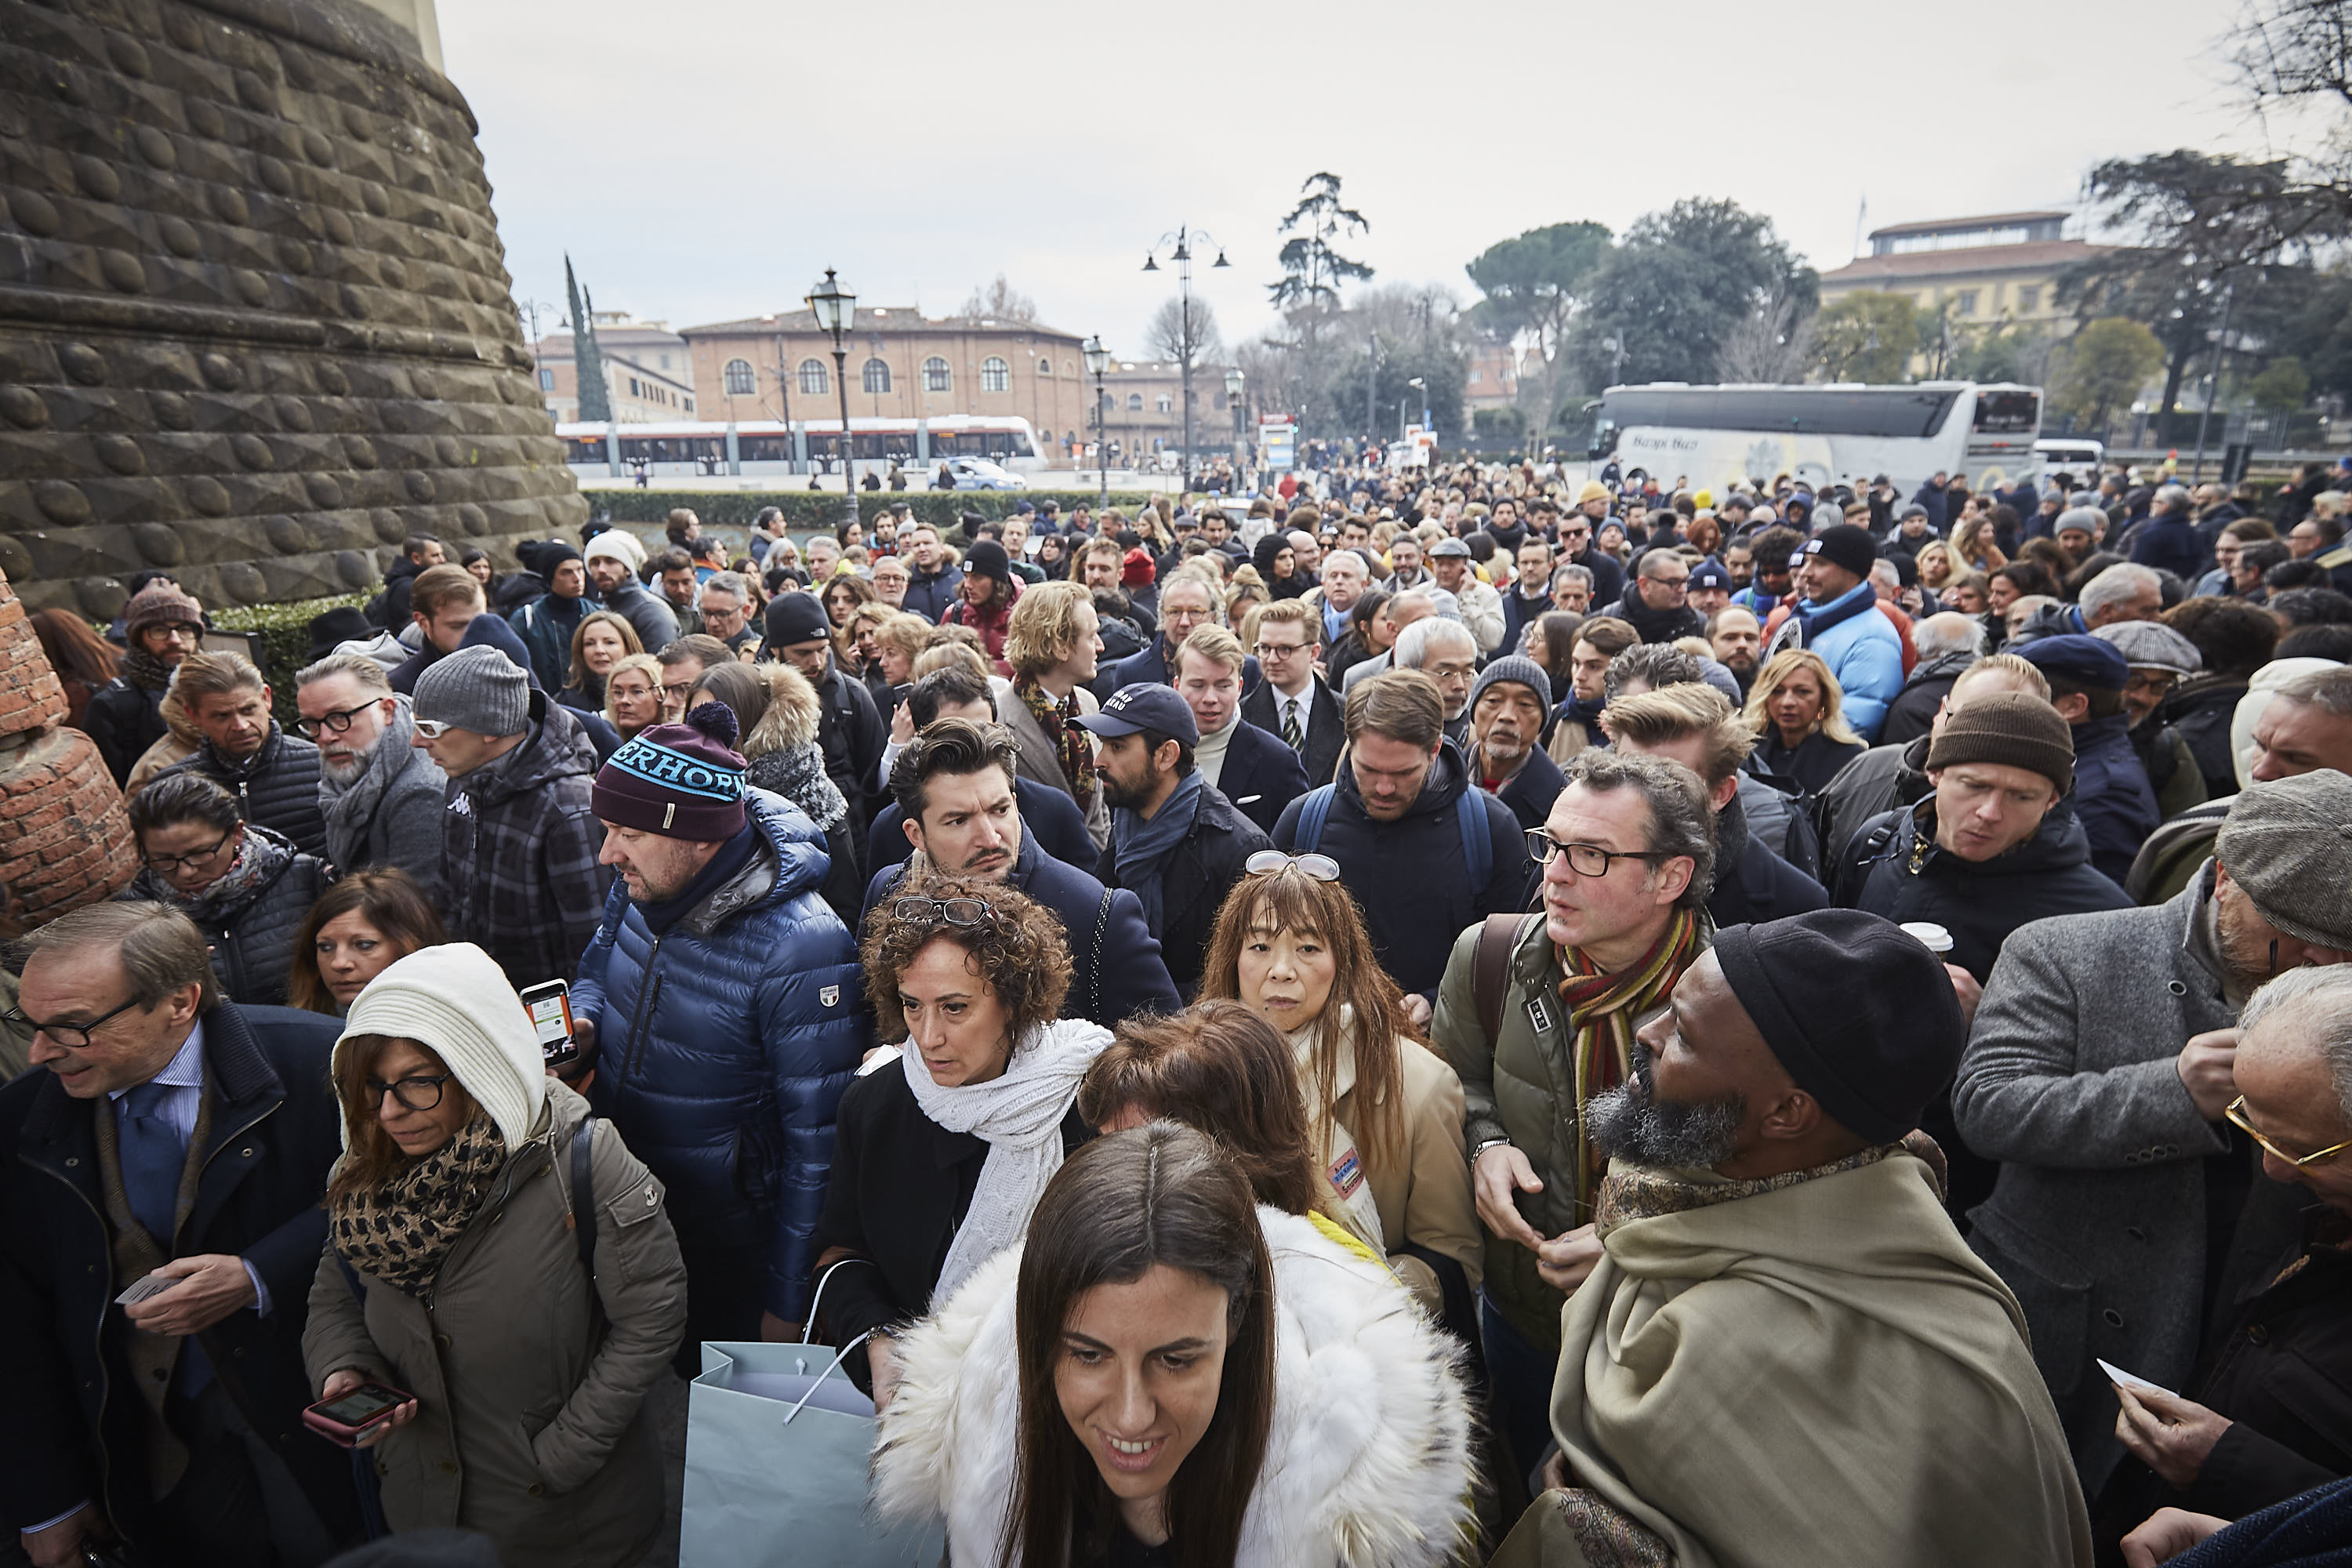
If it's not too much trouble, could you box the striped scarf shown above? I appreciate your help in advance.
[1016,677,1096,811]
[1559,905,1703,1219]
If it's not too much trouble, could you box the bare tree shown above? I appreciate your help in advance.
[1715,289,1817,383]
[959,274,1038,321]
[1147,296,1224,364]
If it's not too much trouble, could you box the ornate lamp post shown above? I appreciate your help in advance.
[1225,367,1246,487]
[1083,335,1111,511]
[806,269,858,528]
[1142,226,1228,492]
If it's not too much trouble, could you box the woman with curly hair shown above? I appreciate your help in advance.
[1743,648,1867,795]
[1196,856,1480,1327]
[811,877,1111,1405]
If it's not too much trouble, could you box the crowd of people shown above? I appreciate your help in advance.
[8,449,2352,1567]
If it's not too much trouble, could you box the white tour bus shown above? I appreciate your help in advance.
[1577,382,2044,497]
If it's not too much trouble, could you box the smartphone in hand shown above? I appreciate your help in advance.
[302,1383,412,1446]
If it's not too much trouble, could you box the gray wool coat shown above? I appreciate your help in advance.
[1953,862,2238,1492]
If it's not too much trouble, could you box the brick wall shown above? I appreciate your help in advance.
[0,568,139,921]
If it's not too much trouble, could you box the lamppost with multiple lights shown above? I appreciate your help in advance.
[1142,225,1228,492]
[1083,335,1111,511]
[806,269,858,528]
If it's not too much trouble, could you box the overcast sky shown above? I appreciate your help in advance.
[443,0,2265,361]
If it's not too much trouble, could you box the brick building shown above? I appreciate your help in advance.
[1096,358,1244,464]
[679,308,1094,459]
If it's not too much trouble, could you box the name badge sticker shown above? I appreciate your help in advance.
[1328,1149,1364,1197]
[1526,995,1555,1036]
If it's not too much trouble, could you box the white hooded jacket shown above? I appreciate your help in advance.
[871,1206,1477,1567]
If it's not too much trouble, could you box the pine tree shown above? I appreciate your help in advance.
[567,253,613,423]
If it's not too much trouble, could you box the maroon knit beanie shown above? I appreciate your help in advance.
[592,702,748,840]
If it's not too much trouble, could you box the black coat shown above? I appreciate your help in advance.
[1500,586,1552,659]
[1752,728,1868,798]
[84,675,167,786]
[117,830,332,1009]
[157,724,330,861]
[1705,791,1828,928]
[1240,677,1344,790]
[1271,740,1531,1004]
[1605,588,1704,645]
[809,1062,1088,1390]
[1831,799,2131,982]
[1489,745,1566,833]
[2160,678,2250,800]
[0,1003,358,1549]
[1878,650,1975,748]
[814,664,888,835]
[1095,782,1270,997]
[859,833,1181,1029]
[1207,716,1310,837]
[863,775,1099,876]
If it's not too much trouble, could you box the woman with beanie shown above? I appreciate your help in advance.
[1197,855,1481,1329]
[303,942,688,1568]
[87,581,205,786]
[940,539,1021,674]
[872,1120,1478,1567]
[688,659,863,925]
[811,877,1110,1407]
[120,772,329,1007]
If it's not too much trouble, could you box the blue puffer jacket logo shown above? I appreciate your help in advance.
[577,789,866,1322]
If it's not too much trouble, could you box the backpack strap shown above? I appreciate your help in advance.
[1473,912,1539,1047]
[1293,783,1337,854]
[1456,789,1493,894]
[1089,887,1112,1020]
[570,1118,597,1278]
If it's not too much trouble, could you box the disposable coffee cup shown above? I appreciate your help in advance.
[1900,921,1955,955]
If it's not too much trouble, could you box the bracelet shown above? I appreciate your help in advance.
[1472,1138,1514,1160]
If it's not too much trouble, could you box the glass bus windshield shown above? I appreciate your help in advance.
[1973,390,2040,434]
[1597,387,1962,439]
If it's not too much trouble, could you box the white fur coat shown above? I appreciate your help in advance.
[870,1207,1478,1566]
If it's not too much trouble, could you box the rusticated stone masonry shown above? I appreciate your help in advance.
[0,564,139,921]
[0,0,586,621]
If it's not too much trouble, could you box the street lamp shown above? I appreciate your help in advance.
[1225,367,1246,485]
[806,268,858,528]
[1405,376,1425,440]
[1142,225,1229,492]
[1083,335,1111,510]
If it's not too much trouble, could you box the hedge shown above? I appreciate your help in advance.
[580,488,1160,535]
[212,591,374,728]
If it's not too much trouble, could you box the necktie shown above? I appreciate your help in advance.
[118,1082,183,1247]
[1281,697,1303,753]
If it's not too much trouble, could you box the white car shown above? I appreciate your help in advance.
[946,456,1028,490]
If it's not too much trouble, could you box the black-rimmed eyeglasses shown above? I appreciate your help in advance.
[363,1073,453,1113]
[1525,829,1664,878]
[293,701,383,739]
[142,829,237,874]
[2,994,145,1049]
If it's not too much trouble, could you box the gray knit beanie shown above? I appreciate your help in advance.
[1470,655,1552,717]
[2216,771,2352,951]
[412,644,530,737]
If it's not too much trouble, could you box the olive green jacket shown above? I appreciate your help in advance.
[1434,913,1713,1351]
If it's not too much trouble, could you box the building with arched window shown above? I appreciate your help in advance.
[677,304,1094,441]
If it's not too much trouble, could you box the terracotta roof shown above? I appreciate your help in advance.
[1819,239,2114,284]
[1867,210,2071,237]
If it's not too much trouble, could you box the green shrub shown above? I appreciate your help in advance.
[212,591,374,727]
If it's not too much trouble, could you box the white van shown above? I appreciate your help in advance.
[2034,437,2104,476]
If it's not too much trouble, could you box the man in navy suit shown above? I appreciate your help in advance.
[1240,597,1345,789]
[1174,626,1307,837]
[1095,574,1258,698]
[858,719,1179,1029]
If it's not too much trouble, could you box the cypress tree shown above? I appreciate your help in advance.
[566,253,613,423]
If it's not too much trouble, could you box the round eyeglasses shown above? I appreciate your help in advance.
[891,896,996,927]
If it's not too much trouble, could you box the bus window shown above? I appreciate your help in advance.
[1973,390,2039,434]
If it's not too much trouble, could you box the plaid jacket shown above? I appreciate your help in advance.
[441,695,611,986]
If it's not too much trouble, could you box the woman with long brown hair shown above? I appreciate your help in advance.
[1197,857,1480,1327]
[303,942,686,1566]
[285,867,447,1015]
[31,608,122,730]
[873,1116,1477,1567]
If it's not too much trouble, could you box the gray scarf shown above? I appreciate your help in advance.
[1112,768,1203,938]
[746,740,848,835]
[320,697,427,870]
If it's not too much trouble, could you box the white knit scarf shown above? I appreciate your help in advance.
[902,1017,1112,1303]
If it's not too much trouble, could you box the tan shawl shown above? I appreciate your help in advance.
[1497,1142,2092,1568]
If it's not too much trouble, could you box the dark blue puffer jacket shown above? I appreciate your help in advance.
[579,789,866,1321]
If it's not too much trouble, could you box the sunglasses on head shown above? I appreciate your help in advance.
[1243,850,1339,882]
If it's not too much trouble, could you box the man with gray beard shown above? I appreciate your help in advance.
[293,652,445,898]
[1498,909,2092,1568]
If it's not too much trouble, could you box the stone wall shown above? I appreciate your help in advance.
[0,0,585,622]
[0,565,139,921]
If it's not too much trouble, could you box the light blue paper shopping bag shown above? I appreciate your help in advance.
[680,1334,944,1567]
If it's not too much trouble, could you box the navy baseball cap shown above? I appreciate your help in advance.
[1074,683,1199,746]
[1688,558,1733,593]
